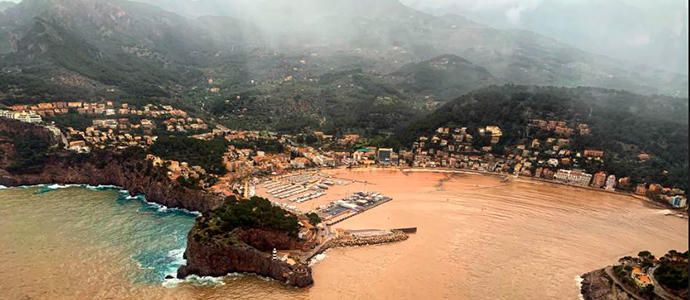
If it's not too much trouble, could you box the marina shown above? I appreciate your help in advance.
[258,172,350,203]
[316,191,393,225]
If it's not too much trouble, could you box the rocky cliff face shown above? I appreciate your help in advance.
[0,119,224,214]
[0,150,224,214]
[580,269,636,300]
[0,119,223,214]
[178,226,313,287]
[0,120,311,286]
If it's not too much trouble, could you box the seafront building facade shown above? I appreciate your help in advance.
[0,109,43,123]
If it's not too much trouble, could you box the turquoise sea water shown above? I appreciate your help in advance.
[2,185,198,284]
[0,185,309,299]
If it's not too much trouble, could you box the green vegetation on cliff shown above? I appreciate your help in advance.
[0,130,51,173]
[196,196,300,240]
[149,136,228,175]
[655,250,689,292]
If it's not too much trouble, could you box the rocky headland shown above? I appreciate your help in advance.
[0,119,224,214]
[580,269,637,300]
[178,225,313,287]
[581,250,689,300]
[0,119,312,286]
[177,197,315,287]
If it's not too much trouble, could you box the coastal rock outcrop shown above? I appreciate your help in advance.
[0,150,225,214]
[0,120,311,287]
[0,119,224,214]
[580,269,636,300]
[177,226,313,287]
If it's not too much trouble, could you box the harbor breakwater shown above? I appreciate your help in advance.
[328,230,409,248]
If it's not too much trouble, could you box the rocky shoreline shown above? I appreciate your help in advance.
[580,269,637,300]
[0,147,310,286]
[0,151,225,214]
[178,226,313,287]
[0,120,410,288]
[0,119,225,214]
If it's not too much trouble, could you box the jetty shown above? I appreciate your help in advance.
[303,227,416,262]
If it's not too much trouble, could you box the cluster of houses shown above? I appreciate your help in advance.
[635,183,688,208]
[407,125,687,208]
[3,99,686,209]
[146,154,210,185]
[7,101,188,118]
[410,125,604,172]
[528,119,591,136]
[162,117,208,133]
[66,123,157,152]
[616,250,688,292]
[0,110,42,123]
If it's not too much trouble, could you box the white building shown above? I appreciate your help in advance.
[605,175,617,191]
[554,169,592,187]
[669,196,687,208]
[0,110,42,123]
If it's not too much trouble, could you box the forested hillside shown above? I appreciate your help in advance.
[400,85,688,189]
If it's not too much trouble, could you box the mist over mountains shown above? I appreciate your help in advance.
[402,0,689,76]
[0,0,687,188]
[0,0,687,101]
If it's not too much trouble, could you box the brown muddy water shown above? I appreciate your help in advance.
[1,170,686,299]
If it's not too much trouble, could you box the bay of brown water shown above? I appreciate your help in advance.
[1,170,686,299]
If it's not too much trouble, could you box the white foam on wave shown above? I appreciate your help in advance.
[46,184,80,189]
[121,193,201,217]
[161,248,245,289]
[143,198,201,216]
[84,184,119,191]
[20,184,43,189]
[167,248,187,267]
[163,248,187,286]
[0,185,7,189]
[309,252,328,267]
[163,274,233,288]
[575,275,584,300]
[135,260,155,270]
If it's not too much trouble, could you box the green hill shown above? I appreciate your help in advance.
[390,54,496,101]
[399,85,688,189]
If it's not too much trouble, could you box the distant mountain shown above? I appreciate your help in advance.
[0,0,211,98]
[206,68,422,135]
[0,0,687,102]
[141,0,688,97]
[390,54,496,101]
[404,0,689,76]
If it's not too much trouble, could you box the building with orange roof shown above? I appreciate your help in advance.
[630,266,653,287]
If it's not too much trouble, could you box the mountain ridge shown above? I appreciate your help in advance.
[0,0,687,104]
